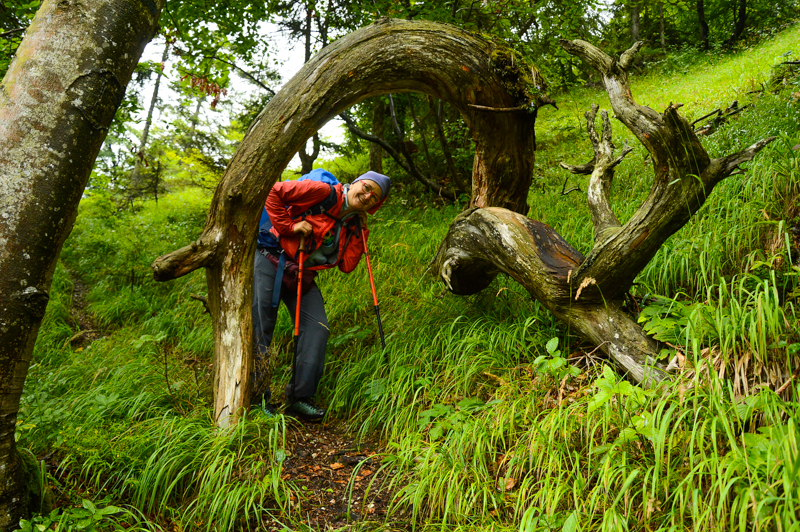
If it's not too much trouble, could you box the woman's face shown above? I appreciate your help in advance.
[347,179,382,211]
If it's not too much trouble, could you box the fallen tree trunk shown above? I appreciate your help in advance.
[431,207,668,386]
[432,39,774,385]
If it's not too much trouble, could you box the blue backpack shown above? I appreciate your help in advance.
[257,169,341,250]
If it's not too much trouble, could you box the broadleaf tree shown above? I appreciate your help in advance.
[0,0,165,524]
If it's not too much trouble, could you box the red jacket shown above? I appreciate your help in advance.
[265,180,368,273]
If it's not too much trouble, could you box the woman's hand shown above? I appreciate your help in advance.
[357,211,368,229]
[292,220,313,236]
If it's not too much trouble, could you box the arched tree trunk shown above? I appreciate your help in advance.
[0,0,163,524]
[432,40,774,385]
[152,18,542,427]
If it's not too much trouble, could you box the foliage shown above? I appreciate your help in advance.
[0,0,39,78]
[15,501,132,532]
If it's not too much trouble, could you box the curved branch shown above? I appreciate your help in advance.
[339,112,457,198]
[560,39,776,300]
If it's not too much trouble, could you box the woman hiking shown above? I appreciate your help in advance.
[251,169,390,420]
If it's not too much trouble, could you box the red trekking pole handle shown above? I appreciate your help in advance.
[360,226,387,355]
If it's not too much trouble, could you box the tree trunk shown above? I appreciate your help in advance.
[298,133,320,175]
[368,99,385,173]
[726,0,747,46]
[0,0,163,523]
[431,208,667,385]
[297,1,319,173]
[152,18,542,427]
[186,95,204,150]
[630,1,641,43]
[131,41,169,192]
[697,0,710,49]
[659,2,666,52]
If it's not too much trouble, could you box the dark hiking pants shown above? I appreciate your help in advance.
[251,249,329,403]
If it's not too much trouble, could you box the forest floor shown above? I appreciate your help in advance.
[268,420,396,531]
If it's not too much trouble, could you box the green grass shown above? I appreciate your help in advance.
[17,25,800,532]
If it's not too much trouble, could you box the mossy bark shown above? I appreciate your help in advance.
[152,18,541,427]
[0,0,163,525]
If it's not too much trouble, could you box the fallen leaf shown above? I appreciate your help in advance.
[497,477,516,491]
[360,469,373,477]
[330,462,344,470]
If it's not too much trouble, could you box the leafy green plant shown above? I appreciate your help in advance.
[16,501,126,532]
[533,337,580,380]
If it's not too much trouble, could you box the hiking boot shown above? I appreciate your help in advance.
[286,399,326,421]
[259,402,278,418]
[251,396,277,419]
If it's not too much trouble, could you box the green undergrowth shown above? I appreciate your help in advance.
[18,27,800,532]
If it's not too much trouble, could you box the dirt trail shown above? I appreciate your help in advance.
[272,419,397,530]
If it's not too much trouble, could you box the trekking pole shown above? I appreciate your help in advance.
[291,235,307,400]
[360,225,388,363]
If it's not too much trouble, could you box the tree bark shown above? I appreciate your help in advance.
[152,18,541,427]
[659,2,666,52]
[431,208,667,385]
[431,39,775,386]
[0,0,163,523]
[697,0,710,49]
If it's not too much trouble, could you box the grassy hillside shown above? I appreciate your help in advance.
[17,24,800,532]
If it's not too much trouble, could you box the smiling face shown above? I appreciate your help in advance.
[347,179,382,211]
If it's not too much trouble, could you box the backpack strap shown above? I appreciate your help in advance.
[296,183,337,219]
[258,183,338,250]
